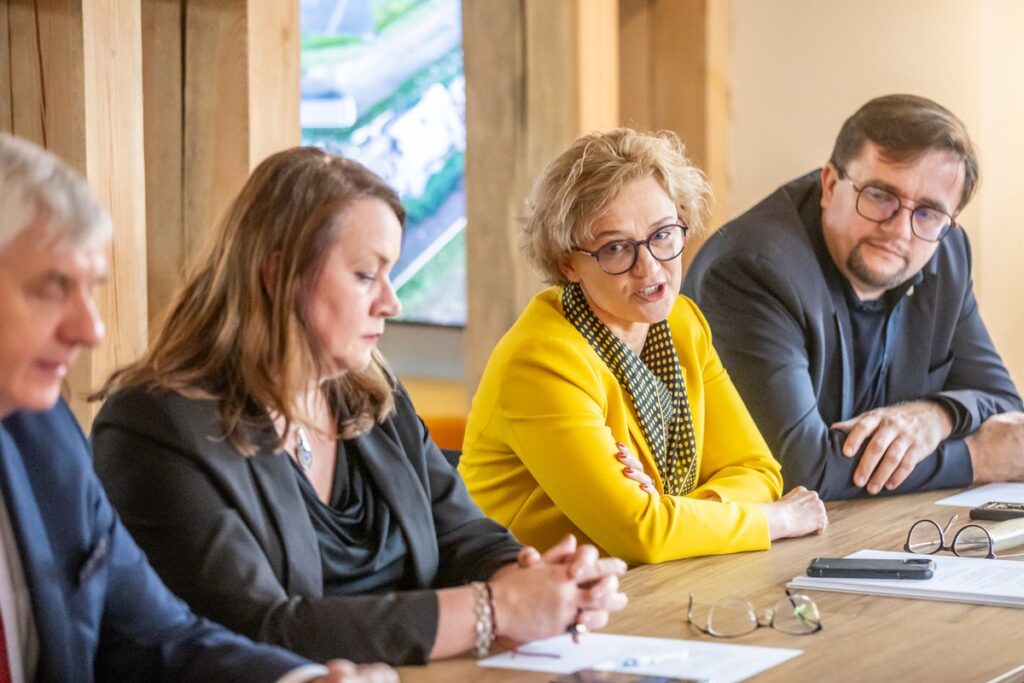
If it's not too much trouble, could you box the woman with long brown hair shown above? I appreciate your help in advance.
[91,147,626,665]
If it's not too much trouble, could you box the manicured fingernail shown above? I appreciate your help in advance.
[615,452,627,460]
[624,467,634,474]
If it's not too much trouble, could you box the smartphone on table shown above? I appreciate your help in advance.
[806,557,935,579]
[969,501,1024,521]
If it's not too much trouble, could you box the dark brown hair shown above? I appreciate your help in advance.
[830,94,979,211]
[98,147,405,454]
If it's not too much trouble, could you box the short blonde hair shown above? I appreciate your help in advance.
[522,128,710,284]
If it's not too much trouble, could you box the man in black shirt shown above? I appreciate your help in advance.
[683,94,1024,499]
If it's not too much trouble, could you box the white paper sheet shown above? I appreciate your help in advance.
[479,633,801,683]
[788,549,1024,607]
[935,483,1024,507]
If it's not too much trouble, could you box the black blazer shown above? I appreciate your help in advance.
[91,386,522,665]
[683,171,1023,499]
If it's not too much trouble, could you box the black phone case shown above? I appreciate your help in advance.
[807,558,934,580]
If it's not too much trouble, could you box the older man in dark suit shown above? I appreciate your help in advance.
[0,133,395,682]
[684,94,1024,500]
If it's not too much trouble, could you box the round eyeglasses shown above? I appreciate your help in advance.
[686,592,822,638]
[842,177,956,243]
[573,223,688,275]
[905,514,996,559]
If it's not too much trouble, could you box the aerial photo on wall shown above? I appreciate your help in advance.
[301,0,466,326]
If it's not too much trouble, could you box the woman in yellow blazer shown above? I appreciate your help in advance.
[460,129,827,564]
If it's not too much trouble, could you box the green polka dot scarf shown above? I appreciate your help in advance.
[561,282,698,495]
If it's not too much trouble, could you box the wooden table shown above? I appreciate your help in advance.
[399,490,1024,682]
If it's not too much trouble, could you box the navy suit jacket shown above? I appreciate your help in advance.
[683,171,1023,499]
[0,400,311,682]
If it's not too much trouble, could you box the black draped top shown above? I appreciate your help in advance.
[290,451,414,595]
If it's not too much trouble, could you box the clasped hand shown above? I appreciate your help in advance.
[832,400,953,494]
[488,534,628,644]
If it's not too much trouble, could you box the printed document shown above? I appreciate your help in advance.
[479,633,800,682]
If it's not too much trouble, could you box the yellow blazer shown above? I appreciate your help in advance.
[459,287,782,563]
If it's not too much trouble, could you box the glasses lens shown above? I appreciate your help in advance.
[906,520,943,554]
[952,525,993,558]
[771,594,821,635]
[856,185,900,222]
[648,225,686,261]
[707,597,757,637]
[595,241,637,274]
[910,207,952,241]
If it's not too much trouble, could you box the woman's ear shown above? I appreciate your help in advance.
[559,253,581,283]
[262,251,282,297]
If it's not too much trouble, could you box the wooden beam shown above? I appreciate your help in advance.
[142,0,185,324]
[0,3,11,132]
[618,0,729,270]
[4,0,148,425]
[464,0,620,390]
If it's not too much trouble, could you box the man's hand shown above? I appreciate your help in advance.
[313,660,398,683]
[832,400,953,494]
[967,412,1024,483]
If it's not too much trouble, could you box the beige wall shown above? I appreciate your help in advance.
[729,0,1024,386]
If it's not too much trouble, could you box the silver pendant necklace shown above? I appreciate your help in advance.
[295,426,313,471]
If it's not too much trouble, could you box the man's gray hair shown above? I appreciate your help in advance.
[0,133,111,251]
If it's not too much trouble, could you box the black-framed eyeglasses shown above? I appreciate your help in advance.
[573,223,688,275]
[841,176,957,243]
[686,592,822,638]
[904,514,997,559]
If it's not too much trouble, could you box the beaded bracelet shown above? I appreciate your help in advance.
[470,581,496,658]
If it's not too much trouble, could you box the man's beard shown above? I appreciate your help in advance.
[846,240,909,292]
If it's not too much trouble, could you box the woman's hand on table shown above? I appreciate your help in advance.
[490,534,628,643]
[761,486,828,540]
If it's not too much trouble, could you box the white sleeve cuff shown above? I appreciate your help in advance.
[276,664,329,683]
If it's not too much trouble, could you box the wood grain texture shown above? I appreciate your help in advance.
[183,0,249,263]
[246,0,299,164]
[7,0,47,144]
[398,490,1024,681]
[6,1,147,425]
[0,2,11,131]
[617,0,729,274]
[142,0,185,325]
[75,0,148,423]
[464,0,620,390]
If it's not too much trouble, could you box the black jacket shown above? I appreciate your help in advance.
[91,385,521,664]
[683,171,1022,499]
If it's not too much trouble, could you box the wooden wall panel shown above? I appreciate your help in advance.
[618,0,728,270]
[2,0,299,426]
[142,0,185,324]
[142,0,300,324]
[246,0,299,164]
[3,0,147,424]
[0,3,11,131]
[79,0,148,401]
[463,0,621,389]
[183,0,250,261]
